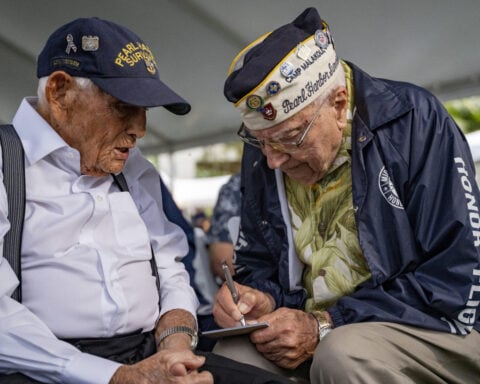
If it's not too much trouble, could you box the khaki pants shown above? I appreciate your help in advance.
[213,322,480,384]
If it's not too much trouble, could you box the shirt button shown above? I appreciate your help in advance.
[96,195,103,202]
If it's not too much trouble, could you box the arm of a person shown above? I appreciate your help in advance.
[232,145,307,310]
[159,177,197,286]
[155,309,197,351]
[108,309,213,384]
[0,261,120,383]
[330,97,480,333]
[206,174,241,279]
[0,166,120,383]
[208,241,234,279]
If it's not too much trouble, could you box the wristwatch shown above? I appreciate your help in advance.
[312,311,332,342]
[157,326,199,350]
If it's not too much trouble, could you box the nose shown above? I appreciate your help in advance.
[263,145,290,169]
[126,109,147,139]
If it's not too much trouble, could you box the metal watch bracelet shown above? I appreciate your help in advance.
[157,325,198,350]
[311,311,332,342]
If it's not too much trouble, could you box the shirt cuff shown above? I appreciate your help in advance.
[62,352,121,384]
[327,307,345,327]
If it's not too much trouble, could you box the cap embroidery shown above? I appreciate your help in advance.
[282,54,339,114]
[114,42,158,75]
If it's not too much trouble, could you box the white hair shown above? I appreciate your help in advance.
[37,76,96,107]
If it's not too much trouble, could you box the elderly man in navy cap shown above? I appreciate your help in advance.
[0,17,293,384]
[213,7,480,383]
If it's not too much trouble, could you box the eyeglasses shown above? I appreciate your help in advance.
[237,105,323,153]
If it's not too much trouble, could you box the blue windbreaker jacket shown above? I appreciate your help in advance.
[234,62,480,334]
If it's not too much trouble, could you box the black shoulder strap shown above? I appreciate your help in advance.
[111,173,161,297]
[0,124,25,302]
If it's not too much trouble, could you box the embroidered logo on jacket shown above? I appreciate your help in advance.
[378,167,404,209]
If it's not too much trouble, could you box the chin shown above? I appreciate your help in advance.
[83,171,108,177]
[286,169,320,186]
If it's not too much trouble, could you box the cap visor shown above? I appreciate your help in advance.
[92,77,191,115]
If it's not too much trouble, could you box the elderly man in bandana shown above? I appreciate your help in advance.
[213,7,480,384]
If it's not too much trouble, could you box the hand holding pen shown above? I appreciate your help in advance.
[222,261,246,327]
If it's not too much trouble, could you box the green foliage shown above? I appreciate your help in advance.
[196,141,243,177]
[444,96,480,134]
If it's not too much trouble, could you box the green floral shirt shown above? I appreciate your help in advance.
[285,62,371,312]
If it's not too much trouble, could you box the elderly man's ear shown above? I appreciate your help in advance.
[45,71,75,111]
[334,86,348,129]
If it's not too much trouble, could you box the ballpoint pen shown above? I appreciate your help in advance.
[222,261,246,327]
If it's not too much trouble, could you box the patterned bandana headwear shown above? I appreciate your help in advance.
[224,7,342,130]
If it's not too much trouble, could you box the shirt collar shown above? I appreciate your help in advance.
[12,97,69,166]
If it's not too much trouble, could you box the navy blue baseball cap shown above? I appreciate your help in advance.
[37,17,191,114]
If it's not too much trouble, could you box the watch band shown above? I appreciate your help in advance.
[157,326,198,350]
[312,311,332,342]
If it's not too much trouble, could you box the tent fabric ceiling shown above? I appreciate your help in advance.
[1,0,479,155]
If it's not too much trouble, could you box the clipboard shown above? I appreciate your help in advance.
[201,322,269,339]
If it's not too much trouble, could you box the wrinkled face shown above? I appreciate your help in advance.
[54,82,147,177]
[248,89,347,185]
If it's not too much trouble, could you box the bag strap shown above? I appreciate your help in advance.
[0,125,25,302]
[111,173,161,297]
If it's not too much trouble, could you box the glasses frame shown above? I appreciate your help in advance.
[237,105,323,153]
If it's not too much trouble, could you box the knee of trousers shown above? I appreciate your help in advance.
[310,325,369,381]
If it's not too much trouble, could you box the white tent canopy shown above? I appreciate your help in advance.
[1,0,479,155]
[161,172,230,211]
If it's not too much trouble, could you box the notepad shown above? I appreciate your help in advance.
[201,322,269,339]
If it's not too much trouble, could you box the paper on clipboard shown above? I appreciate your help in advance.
[201,322,269,339]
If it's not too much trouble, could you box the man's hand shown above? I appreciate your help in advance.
[109,349,213,384]
[249,307,318,369]
[208,242,235,279]
[212,282,275,327]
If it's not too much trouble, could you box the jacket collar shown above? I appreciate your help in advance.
[347,61,414,131]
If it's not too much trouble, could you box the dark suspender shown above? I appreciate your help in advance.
[111,173,161,296]
[0,124,160,303]
[0,125,25,302]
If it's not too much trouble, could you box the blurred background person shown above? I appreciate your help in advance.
[206,172,241,280]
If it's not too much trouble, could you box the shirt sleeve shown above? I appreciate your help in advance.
[0,263,121,383]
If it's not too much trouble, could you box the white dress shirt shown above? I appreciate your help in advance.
[0,97,198,383]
